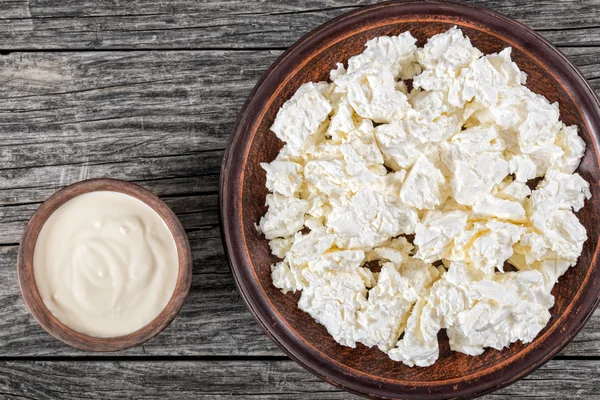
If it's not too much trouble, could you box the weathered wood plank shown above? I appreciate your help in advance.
[560,47,600,81]
[0,46,599,356]
[0,226,281,357]
[0,48,599,206]
[0,0,596,396]
[0,50,281,204]
[0,227,597,357]
[1,0,600,50]
[0,359,597,399]
[541,28,600,48]
[0,152,223,206]
[0,50,280,151]
[0,48,597,143]
[0,186,598,356]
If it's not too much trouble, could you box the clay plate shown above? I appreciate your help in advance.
[18,178,192,352]
[220,1,600,398]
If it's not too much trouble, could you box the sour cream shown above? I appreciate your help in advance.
[33,191,179,338]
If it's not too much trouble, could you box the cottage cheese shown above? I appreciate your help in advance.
[258,28,591,367]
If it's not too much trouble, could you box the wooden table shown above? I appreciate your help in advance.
[0,1,598,398]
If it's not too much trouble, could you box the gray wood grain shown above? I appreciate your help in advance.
[0,50,280,206]
[0,228,280,357]
[0,195,598,357]
[0,46,599,357]
[0,48,598,208]
[0,359,597,399]
[0,234,597,357]
[0,0,599,397]
[1,0,600,50]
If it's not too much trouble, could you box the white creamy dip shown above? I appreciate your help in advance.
[33,191,179,338]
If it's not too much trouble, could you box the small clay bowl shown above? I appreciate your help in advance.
[220,0,600,399]
[18,178,192,352]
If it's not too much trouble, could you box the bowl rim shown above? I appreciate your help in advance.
[220,0,600,398]
[17,178,193,352]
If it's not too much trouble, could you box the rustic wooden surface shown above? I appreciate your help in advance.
[0,0,598,398]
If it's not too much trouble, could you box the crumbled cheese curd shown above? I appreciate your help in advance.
[257,27,591,367]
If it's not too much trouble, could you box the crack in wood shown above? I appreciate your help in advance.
[230,4,363,17]
[0,47,290,54]
[2,78,175,100]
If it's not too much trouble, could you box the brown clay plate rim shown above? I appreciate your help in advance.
[18,178,193,352]
[220,1,600,398]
